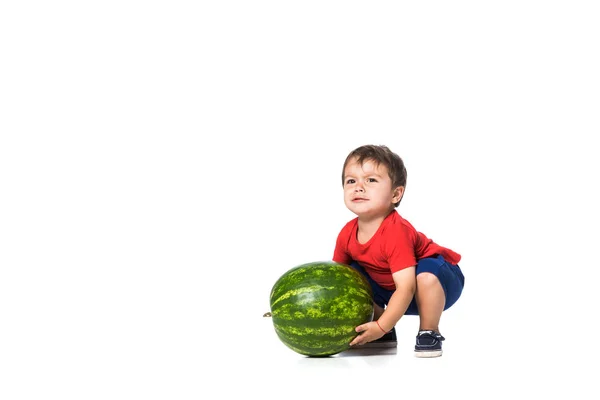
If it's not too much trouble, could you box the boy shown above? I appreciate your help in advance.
[333,145,464,357]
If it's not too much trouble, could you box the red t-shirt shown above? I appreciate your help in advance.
[332,210,461,290]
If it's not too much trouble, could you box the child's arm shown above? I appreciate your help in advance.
[377,267,417,331]
[350,266,416,346]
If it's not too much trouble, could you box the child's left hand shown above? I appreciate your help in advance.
[349,321,385,346]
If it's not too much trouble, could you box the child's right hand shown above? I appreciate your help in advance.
[349,321,385,346]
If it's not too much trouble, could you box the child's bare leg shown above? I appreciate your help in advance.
[415,272,445,332]
[373,303,385,320]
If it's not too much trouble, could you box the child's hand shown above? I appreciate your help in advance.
[349,321,385,346]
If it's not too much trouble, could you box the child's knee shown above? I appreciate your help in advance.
[416,272,440,288]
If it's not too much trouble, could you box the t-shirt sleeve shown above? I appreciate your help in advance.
[384,224,417,273]
[333,227,352,265]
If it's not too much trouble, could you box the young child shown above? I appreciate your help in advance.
[332,144,465,357]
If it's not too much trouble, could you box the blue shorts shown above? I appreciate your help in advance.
[349,255,465,315]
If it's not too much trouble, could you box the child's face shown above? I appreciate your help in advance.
[343,158,403,219]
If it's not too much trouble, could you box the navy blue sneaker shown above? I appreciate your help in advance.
[414,330,445,357]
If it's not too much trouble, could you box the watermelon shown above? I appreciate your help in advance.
[266,261,374,357]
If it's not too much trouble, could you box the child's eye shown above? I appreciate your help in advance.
[345,179,355,184]
[367,178,377,183]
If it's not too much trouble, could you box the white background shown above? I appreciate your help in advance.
[1,1,599,399]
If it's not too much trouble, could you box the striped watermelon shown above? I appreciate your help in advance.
[267,261,374,357]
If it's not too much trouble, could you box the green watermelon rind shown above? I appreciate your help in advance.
[269,261,374,357]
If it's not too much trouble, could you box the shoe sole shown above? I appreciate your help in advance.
[414,350,442,358]
[349,342,398,349]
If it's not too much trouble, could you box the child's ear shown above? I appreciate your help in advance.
[392,186,405,203]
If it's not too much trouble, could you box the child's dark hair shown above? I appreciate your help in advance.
[342,144,407,207]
